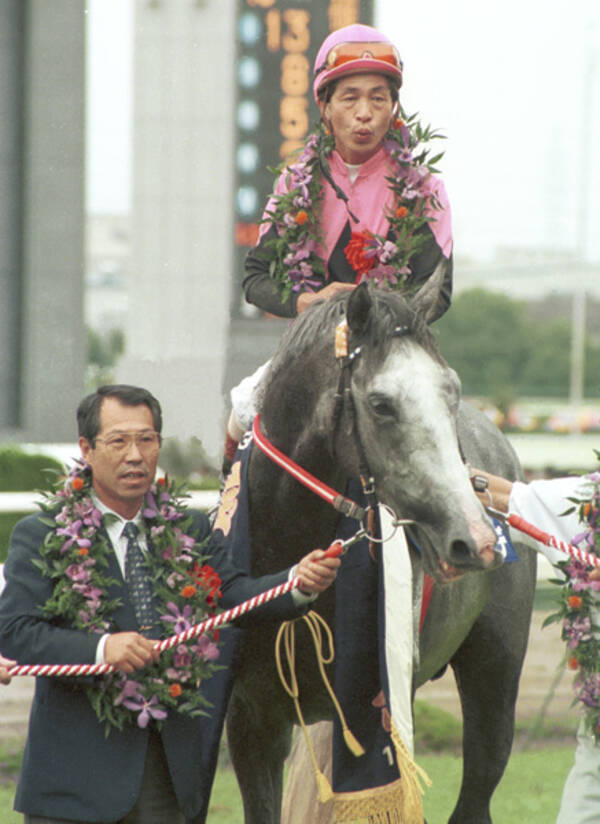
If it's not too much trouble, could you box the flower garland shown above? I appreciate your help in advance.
[35,460,224,732]
[262,112,445,301]
[545,460,600,741]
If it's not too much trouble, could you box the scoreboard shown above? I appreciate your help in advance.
[232,0,374,316]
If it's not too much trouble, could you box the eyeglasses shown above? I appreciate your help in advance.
[94,431,162,454]
[320,41,402,73]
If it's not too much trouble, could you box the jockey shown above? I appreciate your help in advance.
[223,23,454,476]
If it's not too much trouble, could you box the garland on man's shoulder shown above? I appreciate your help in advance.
[544,455,600,741]
[35,460,224,733]
[262,112,446,301]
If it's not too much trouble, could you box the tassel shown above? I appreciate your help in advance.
[343,726,365,757]
[316,769,334,803]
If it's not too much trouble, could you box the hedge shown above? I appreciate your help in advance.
[0,447,64,492]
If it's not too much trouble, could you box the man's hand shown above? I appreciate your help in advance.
[295,549,341,594]
[105,632,160,674]
[297,283,355,314]
[0,654,16,685]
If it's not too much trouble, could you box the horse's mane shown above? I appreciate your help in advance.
[258,287,446,423]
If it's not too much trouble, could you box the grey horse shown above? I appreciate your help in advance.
[226,279,537,823]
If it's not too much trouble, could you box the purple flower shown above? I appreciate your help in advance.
[151,525,166,538]
[194,635,220,662]
[563,615,593,648]
[575,672,600,708]
[142,490,159,519]
[72,499,102,529]
[122,694,168,728]
[114,678,144,707]
[379,240,399,263]
[65,564,92,584]
[173,645,192,669]
[363,264,399,288]
[161,602,194,634]
[160,504,182,522]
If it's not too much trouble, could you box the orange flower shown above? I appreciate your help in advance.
[395,205,408,219]
[78,547,89,556]
[568,595,583,609]
[568,656,579,670]
[180,585,197,599]
[393,118,405,129]
[295,210,309,225]
[71,477,84,491]
[157,477,167,486]
[169,683,182,698]
[583,502,592,518]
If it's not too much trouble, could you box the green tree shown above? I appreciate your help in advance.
[434,289,530,399]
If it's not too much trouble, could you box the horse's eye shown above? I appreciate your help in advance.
[369,395,396,419]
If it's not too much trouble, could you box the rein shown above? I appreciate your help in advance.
[252,415,367,522]
[252,315,411,541]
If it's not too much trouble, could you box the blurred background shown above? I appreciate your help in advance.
[1,0,599,483]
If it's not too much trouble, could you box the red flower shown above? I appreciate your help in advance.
[169,683,182,698]
[568,595,583,609]
[393,118,405,129]
[345,230,375,279]
[295,210,309,225]
[71,477,84,491]
[180,585,197,599]
[78,547,89,556]
[568,656,579,670]
[157,477,167,486]
[189,563,222,606]
[395,205,408,219]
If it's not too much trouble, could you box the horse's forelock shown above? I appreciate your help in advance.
[262,287,445,412]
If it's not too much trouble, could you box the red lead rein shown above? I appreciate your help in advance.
[7,576,301,678]
[505,512,600,569]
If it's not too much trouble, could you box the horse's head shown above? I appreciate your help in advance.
[332,273,502,583]
[260,268,502,583]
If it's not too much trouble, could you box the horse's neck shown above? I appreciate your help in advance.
[248,434,343,572]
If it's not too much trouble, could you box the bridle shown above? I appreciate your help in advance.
[252,313,414,545]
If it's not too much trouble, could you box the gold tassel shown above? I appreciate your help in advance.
[275,612,365,805]
[343,727,365,757]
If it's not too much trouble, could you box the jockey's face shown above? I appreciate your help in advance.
[79,397,160,520]
[320,73,396,165]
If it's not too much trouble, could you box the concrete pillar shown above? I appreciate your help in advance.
[118,0,235,459]
[0,0,86,441]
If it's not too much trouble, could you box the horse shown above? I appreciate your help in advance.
[225,275,537,824]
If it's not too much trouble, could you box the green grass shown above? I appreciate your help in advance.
[0,734,576,823]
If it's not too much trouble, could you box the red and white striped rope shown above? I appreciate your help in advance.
[507,512,600,568]
[7,576,300,678]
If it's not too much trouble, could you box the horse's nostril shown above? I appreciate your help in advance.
[449,540,473,567]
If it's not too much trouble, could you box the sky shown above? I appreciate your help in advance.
[86,0,600,264]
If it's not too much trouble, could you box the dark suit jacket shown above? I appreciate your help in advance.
[0,508,302,822]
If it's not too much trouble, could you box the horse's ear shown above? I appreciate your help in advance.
[347,282,372,337]
[409,258,448,324]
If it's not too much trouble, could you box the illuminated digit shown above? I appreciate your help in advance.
[281,53,310,96]
[265,9,281,51]
[328,0,359,30]
[382,745,394,766]
[279,138,305,160]
[280,96,309,139]
[282,9,310,53]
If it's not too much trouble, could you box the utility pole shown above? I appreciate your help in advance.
[570,22,596,407]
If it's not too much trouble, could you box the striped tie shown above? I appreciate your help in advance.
[122,522,156,638]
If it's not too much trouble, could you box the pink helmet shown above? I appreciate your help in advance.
[313,24,403,102]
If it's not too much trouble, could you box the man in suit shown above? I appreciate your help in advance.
[0,384,340,824]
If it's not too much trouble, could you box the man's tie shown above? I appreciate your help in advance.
[122,522,156,638]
